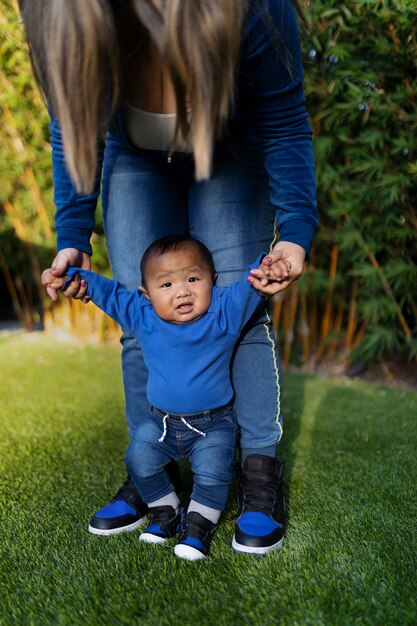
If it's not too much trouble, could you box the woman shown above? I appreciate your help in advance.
[20,0,318,554]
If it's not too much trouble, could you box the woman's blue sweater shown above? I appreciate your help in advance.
[50,0,318,257]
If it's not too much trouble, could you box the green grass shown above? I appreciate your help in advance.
[0,333,416,626]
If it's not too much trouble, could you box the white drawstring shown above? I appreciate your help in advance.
[180,416,206,438]
[159,414,169,442]
[158,412,207,442]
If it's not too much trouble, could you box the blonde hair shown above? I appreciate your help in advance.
[19,0,246,194]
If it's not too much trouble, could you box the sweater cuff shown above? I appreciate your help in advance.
[278,219,317,257]
[61,267,83,291]
[57,228,93,256]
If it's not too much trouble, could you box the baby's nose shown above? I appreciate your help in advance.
[177,283,191,297]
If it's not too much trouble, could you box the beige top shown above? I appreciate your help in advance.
[122,44,191,151]
[121,100,192,152]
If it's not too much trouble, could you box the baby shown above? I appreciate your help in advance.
[58,234,280,560]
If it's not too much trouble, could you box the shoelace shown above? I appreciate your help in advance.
[240,475,278,514]
[159,414,207,442]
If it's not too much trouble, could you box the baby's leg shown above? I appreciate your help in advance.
[174,411,238,560]
[125,413,181,544]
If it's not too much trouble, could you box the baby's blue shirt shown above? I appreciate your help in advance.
[65,260,264,414]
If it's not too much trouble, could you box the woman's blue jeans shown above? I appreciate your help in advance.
[102,140,283,454]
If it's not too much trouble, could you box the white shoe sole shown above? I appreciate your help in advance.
[88,516,147,536]
[231,535,284,555]
[139,532,167,544]
[174,544,206,561]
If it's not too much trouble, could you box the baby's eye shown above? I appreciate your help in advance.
[188,276,199,283]
[161,282,172,288]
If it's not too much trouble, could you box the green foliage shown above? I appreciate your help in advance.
[0,1,108,322]
[302,0,417,362]
[0,1,52,237]
[1,1,416,362]
[0,1,54,323]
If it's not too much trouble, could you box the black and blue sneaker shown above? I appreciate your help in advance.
[174,511,217,561]
[232,455,285,555]
[88,474,148,536]
[88,462,183,536]
[140,505,182,544]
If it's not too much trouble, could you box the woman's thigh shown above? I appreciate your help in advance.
[189,154,282,450]
[102,146,189,288]
[188,154,276,284]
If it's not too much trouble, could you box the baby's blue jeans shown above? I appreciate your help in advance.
[125,403,237,510]
[102,140,283,455]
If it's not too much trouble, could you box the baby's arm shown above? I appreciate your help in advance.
[218,256,266,335]
[61,268,142,333]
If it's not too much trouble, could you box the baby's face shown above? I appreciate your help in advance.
[141,247,214,324]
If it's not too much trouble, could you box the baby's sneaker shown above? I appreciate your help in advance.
[174,512,217,560]
[139,505,181,544]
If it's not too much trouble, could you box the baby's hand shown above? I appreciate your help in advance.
[44,271,88,298]
[42,272,71,292]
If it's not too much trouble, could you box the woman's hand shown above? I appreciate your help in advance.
[42,248,91,303]
[247,241,306,296]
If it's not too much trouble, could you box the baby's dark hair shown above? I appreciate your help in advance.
[140,234,216,287]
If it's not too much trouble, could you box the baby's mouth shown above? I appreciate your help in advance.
[176,301,193,313]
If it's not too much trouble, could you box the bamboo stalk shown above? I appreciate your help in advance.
[10,0,20,15]
[309,288,318,350]
[344,276,358,352]
[0,249,29,328]
[406,200,417,234]
[25,167,53,238]
[14,273,33,328]
[0,103,25,153]
[380,358,395,382]
[408,296,417,321]
[270,293,283,337]
[352,322,368,349]
[327,297,345,360]
[280,294,290,362]
[306,250,318,349]
[316,243,338,362]
[299,287,310,362]
[283,285,299,366]
[44,294,123,346]
[1,99,52,238]
[361,238,412,340]
[3,200,27,241]
[3,201,44,298]
[345,219,414,355]
[0,242,34,330]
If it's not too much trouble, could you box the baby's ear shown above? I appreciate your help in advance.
[213,272,218,285]
[139,285,150,300]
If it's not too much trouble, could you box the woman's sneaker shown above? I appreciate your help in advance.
[174,512,217,560]
[139,505,182,544]
[232,455,285,555]
[88,474,148,535]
